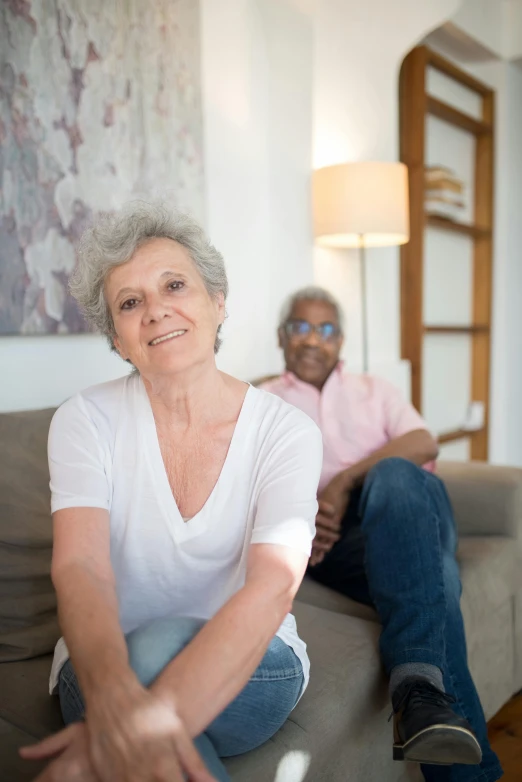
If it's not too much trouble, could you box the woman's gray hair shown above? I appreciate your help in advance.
[278,286,344,332]
[70,200,229,353]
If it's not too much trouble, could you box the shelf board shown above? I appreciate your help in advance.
[427,96,492,135]
[426,50,493,97]
[437,427,484,444]
[425,214,491,238]
[424,325,490,335]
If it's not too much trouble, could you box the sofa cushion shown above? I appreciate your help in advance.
[297,536,517,630]
[296,575,377,621]
[459,536,518,620]
[0,539,514,781]
[0,408,60,662]
[459,537,519,718]
[437,461,522,539]
[226,601,422,781]
[0,654,63,738]
[0,716,49,781]
[0,610,420,782]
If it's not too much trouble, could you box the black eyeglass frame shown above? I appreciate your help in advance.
[282,319,341,342]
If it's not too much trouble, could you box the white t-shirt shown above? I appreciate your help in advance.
[48,373,323,696]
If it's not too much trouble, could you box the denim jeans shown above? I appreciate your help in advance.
[59,616,304,782]
[309,457,503,782]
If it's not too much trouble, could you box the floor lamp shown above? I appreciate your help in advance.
[312,161,410,373]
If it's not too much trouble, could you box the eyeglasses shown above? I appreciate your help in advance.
[283,319,340,342]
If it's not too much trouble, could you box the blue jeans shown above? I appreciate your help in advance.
[309,457,503,782]
[59,617,304,781]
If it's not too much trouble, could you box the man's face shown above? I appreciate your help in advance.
[279,298,343,390]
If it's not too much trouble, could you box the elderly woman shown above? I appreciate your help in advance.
[22,202,322,782]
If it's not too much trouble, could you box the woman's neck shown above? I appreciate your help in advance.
[142,360,233,429]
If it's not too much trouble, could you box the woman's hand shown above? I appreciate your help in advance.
[22,683,216,782]
[21,723,99,782]
[310,476,351,567]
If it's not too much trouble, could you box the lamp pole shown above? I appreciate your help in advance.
[359,233,369,373]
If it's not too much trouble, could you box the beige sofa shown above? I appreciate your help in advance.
[1,407,522,781]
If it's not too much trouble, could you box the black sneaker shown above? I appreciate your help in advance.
[391,678,482,766]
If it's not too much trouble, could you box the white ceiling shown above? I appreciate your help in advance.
[424,22,500,63]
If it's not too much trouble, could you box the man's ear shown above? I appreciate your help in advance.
[278,328,285,349]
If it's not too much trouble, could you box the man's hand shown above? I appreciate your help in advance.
[310,477,352,567]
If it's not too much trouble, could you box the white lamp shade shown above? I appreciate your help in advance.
[313,161,410,248]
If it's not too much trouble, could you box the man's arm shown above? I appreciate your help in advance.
[332,428,439,493]
[310,429,439,566]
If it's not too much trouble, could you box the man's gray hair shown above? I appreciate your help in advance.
[278,286,344,332]
[70,200,229,353]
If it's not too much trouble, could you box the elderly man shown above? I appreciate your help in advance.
[260,287,502,782]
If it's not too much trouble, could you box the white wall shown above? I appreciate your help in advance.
[497,63,522,466]
[311,0,462,377]
[0,329,134,413]
[503,0,522,60]
[0,335,131,412]
[473,60,522,466]
[309,0,522,465]
[0,0,472,412]
[207,0,465,395]
[451,0,522,61]
[202,0,315,382]
[0,0,314,411]
[6,0,519,440]
[452,0,506,57]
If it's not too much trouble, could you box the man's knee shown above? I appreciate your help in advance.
[366,456,423,489]
[360,458,429,521]
[127,616,205,686]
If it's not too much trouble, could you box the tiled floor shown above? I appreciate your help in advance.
[488,692,522,780]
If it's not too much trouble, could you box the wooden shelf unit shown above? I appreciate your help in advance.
[426,95,492,135]
[424,325,490,335]
[426,214,491,238]
[438,427,485,445]
[400,46,495,460]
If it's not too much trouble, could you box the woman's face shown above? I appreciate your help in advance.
[106,238,225,376]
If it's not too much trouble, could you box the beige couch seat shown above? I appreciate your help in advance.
[1,408,521,781]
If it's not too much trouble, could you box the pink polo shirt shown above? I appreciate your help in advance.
[260,364,432,492]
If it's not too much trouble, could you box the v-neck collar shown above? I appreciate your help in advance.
[137,377,255,543]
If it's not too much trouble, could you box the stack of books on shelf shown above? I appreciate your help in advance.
[425,166,466,221]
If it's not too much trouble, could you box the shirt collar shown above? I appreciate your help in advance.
[282,360,344,391]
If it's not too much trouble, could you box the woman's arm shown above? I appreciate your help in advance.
[152,542,308,735]
[51,507,138,700]
[43,399,214,781]
[33,530,305,780]
[48,397,137,702]
[42,508,213,782]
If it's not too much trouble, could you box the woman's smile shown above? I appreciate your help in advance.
[148,329,187,347]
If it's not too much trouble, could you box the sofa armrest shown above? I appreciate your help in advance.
[437,461,522,538]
